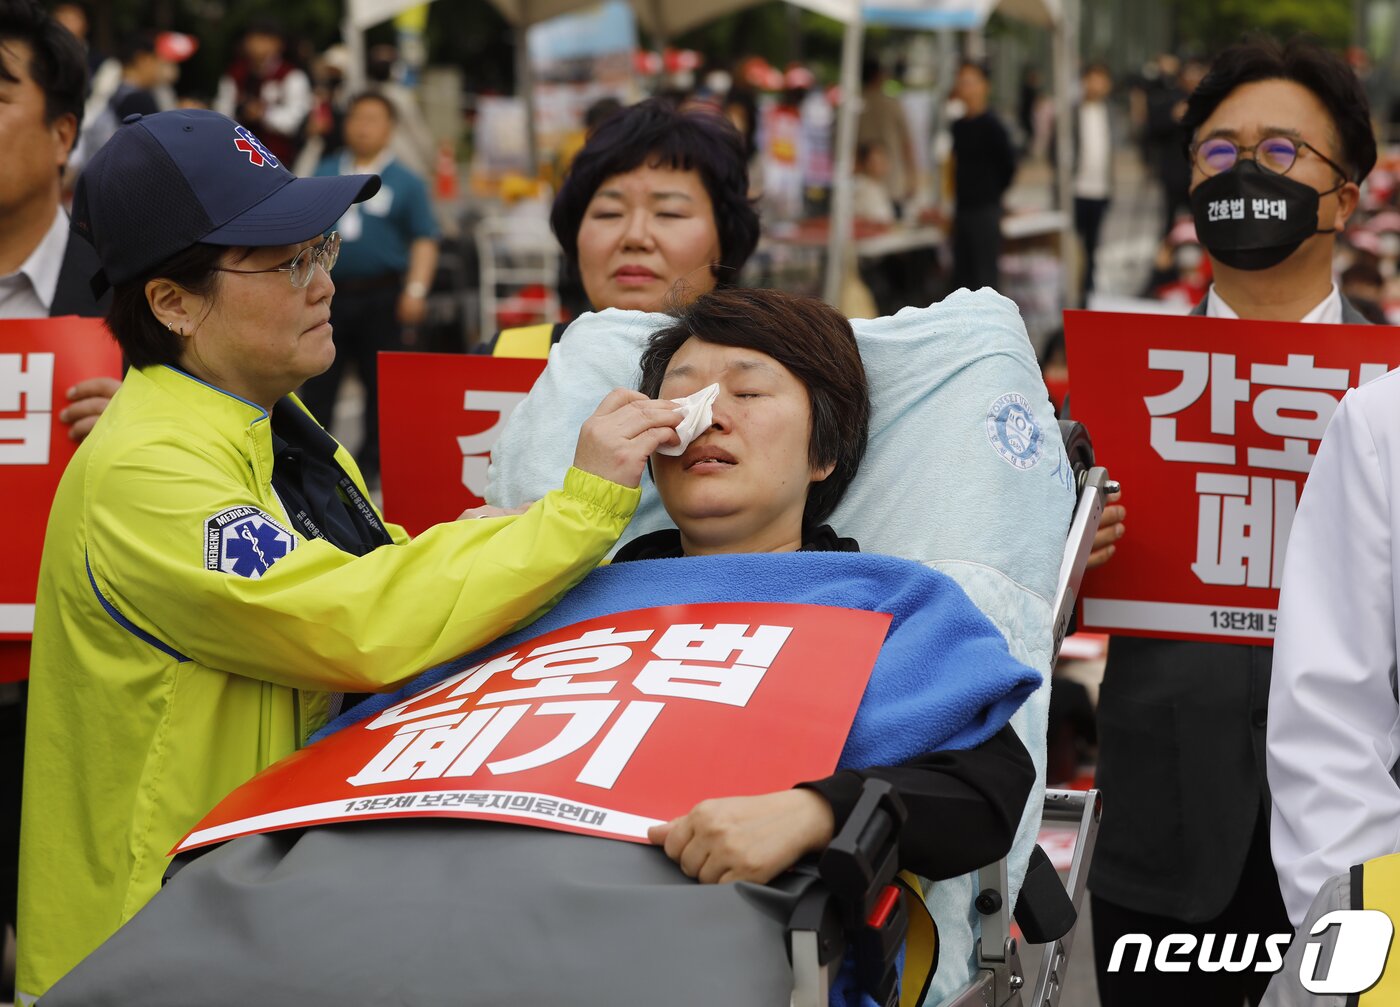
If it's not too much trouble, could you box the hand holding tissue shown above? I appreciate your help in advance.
[656,382,720,457]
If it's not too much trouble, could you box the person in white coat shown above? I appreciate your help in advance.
[1269,369,1400,929]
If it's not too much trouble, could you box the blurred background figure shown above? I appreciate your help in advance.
[1141,218,1212,309]
[71,29,194,176]
[1340,261,1389,324]
[852,140,896,225]
[1073,63,1114,302]
[215,19,310,166]
[293,43,350,177]
[301,92,439,485]
[366,43,435,179]
[723,86,763,199]
[1018,64,1042,157]
[950,60,1015,291]
[51,0,100,76]
[857,56,916,214]
[1145,54,1207,236]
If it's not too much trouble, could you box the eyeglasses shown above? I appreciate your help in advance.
[213,232,340,288]
[1191,135,1349,181]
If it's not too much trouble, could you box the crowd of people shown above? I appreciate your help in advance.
[4,0,1400,1004]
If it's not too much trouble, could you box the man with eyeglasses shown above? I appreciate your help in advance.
[1088,37,1376,1007]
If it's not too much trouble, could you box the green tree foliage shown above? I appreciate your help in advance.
[1172,0,1352,51]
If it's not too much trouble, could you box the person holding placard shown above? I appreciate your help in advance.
[0,4,117,997]
[1089,37,1375,1007]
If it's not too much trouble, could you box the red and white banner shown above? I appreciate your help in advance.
[1066,310,1400,644]
[2,317,121,644]
[378,352,546,535]
[174,602,891,854]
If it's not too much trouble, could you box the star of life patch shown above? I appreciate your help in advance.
[204,506,296,579]
[985,392,1044,470]
[232,124,280,169]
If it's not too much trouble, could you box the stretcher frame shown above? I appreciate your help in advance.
[789,423,1113,1007]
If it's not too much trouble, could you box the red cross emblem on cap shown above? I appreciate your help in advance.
[232,125,280,169]
[234,137,265,165]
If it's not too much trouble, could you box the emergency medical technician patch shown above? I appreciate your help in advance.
[985,391,1044,470]
[204,506,296,579]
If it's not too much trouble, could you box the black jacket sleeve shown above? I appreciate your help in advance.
[797,724,1036,880]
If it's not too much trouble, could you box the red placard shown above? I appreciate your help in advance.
[173,602,890,853]
[378,352,547,535]
[2,316,121,644]
[1066,309,1400,644]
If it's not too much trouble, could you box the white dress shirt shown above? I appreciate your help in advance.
[1073,102,1111,200]
[1205,282,1342,325]
[0,207,69,320]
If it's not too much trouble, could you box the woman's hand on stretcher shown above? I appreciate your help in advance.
[572,388,684,488]
[647,790,836,885]
[1086,490,1125,569]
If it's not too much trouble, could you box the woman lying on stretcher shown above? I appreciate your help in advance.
[42,287,1042,1007]
[611,287,1036,886]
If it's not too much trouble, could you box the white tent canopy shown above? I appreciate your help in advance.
[863,0,1058,30]
[345,0,1078,308]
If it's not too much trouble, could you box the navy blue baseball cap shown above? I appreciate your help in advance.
[71,109,380,296]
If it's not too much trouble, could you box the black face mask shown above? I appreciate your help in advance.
[1189,159,1341,271]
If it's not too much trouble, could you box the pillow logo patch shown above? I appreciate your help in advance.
[204,507,295,579]
[986,392,1043,471]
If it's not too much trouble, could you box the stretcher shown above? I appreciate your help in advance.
[788,419,1110,1007]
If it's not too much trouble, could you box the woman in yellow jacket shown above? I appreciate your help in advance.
[16,110,681,1004]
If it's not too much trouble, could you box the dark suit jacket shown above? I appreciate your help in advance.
[49,229,108,319]
[1089,291,1372,921]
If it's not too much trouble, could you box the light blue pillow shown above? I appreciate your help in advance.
[486,288,1075,1002]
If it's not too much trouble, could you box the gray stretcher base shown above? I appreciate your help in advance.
[45,820,804,1006]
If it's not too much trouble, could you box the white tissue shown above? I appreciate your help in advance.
[656,382,720,457]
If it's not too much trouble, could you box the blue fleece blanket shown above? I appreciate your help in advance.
[320,552,1040,1007]
[321,552,1040,774]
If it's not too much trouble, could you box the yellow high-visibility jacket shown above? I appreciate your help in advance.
[17,364,638,1002]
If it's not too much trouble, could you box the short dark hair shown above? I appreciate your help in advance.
[550,99,759,291]
[347,90,397,122]
[107,244,234,369]
[583,95,623,134]
[958,60,990,80]
[856,140,885,164]
[117,30,157,68]
[638,287,870,528]
[0,0,87,131]
[1181,36,1376,183]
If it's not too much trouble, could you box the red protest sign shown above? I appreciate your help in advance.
[173,602,890,854]
[378,352,546,535]
[2,316,121,643]
[1066,309,1400,644]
